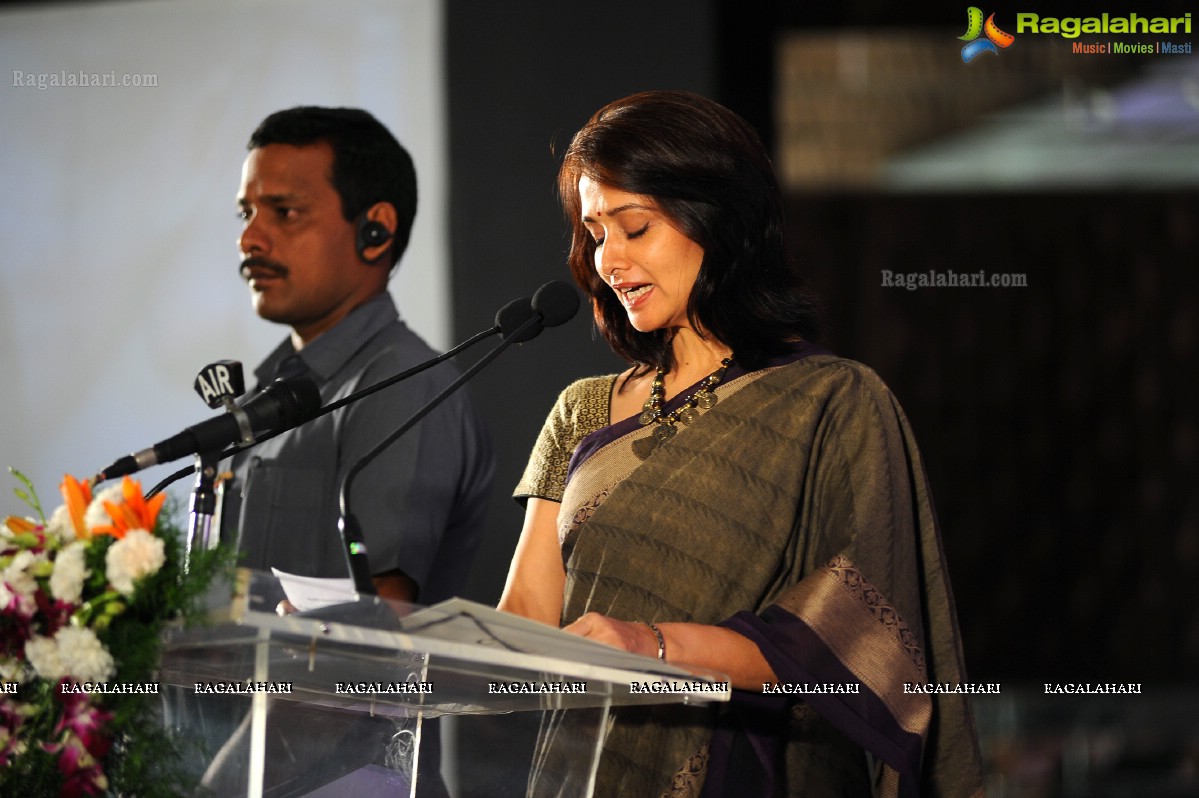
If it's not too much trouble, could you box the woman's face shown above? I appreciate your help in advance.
[578,175,704,334]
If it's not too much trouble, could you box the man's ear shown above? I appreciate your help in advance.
[355,201,399,265]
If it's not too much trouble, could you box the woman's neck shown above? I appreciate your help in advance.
[664,327,732,396]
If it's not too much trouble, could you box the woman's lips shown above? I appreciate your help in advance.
[616,283,653,308]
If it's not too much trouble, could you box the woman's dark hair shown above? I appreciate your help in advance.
[558,90,819,373]
[248,106,417,269]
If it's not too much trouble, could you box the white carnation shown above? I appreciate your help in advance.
[25,627,116,685]
[56,625,115,684]
[0,655,28,682]
[24,635,66,683]
[105,528,165,595]
[84,483,124,534]
[3,550,42,596]
[45,504,78,542]
[49,541,90,604]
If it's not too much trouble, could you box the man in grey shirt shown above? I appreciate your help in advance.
[225,106,493,605]
[198,107,489,795]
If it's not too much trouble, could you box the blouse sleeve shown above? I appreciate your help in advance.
[513,375,616,504]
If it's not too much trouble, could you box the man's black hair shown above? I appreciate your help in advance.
[249,106,417,268]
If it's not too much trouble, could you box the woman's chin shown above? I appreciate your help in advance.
[627,315,661,334]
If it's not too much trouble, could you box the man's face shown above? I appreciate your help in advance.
[237,142,380,346]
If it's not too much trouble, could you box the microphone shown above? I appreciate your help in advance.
[493,281,579,344]
[532,280,581,329]
[337,280,580,594]
[496,297,537,342]
[97,376,321,482]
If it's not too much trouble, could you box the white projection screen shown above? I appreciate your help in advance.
[0,0,449,502]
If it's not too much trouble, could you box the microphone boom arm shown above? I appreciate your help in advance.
[337,312,543,594]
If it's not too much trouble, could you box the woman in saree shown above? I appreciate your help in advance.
[499,90,984,797]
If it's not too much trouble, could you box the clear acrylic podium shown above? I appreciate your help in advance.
[158,571,730,797]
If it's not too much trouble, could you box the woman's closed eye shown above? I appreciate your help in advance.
[594,223,649,248]
[590,219,650,249]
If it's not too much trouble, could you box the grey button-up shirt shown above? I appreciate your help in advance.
[222,292,493,604]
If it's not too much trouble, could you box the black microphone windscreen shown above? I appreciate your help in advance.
[96,374,324,483]
[495,297,538,342]
[261,375,322,426]
[532,281,580,328]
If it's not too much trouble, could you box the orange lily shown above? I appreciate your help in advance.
[60,474,94,540]
[90,477,165,540]
[4,516,38,534]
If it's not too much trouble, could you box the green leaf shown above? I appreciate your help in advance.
[8,467,46,522]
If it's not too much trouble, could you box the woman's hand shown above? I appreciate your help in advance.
[563,612,659,658]
[563,612,780,690]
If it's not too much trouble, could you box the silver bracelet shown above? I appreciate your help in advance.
[643,622,666,662]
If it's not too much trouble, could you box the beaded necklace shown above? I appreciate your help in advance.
[632,356,733,460]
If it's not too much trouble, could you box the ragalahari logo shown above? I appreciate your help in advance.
[959,7,1016,62]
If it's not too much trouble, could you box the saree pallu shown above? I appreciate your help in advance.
[526,354,983,798]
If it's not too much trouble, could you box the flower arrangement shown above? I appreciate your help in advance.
[1,469,227,797]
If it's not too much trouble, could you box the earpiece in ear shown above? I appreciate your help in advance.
[356,218,393,264]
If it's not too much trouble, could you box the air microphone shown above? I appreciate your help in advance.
[124,279,579,581]
[97,375,321,482]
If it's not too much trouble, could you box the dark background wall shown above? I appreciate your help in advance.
[446,0,717,598]
[447,1,1199,688]
[789,192,1199,684]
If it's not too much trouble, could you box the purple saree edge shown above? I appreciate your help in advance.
[720,608,925,798]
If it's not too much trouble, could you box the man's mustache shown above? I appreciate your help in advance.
[240,256,288,280]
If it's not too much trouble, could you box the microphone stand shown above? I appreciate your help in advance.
[338,313,544,595]
[185,448,224,573]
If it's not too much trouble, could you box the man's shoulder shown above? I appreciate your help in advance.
[346,317,451,380]
[367,318,439,359]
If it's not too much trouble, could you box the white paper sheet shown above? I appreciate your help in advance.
[271,568,356,612]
